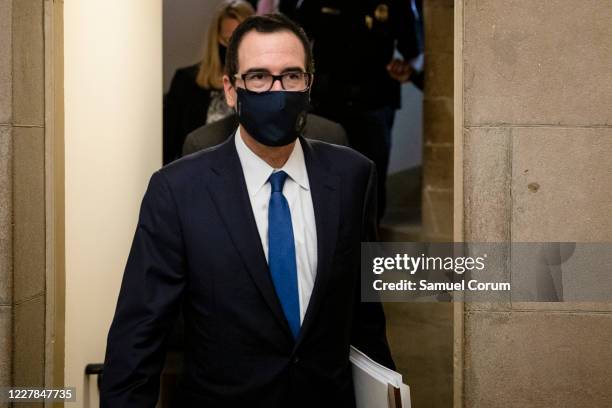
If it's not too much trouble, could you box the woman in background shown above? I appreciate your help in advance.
[163,0,254,165]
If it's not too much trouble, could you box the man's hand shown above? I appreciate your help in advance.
[386,59,412,83]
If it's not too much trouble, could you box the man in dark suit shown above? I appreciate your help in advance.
[182,112,348,155]
[101,14,394,407]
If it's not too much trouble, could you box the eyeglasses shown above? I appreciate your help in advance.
[234,71,313,93]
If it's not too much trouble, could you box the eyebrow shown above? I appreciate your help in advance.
[243,66,306,74]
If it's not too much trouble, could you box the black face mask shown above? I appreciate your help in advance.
[236,88,310,147]
[218,44,227,65]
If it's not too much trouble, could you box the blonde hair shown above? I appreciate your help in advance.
[196,0,254,90]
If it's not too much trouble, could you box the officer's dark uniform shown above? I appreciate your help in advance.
[285,0,421,220]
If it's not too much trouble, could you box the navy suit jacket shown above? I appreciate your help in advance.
[100,134,395,407]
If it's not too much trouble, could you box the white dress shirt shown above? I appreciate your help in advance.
[235,129,318,324]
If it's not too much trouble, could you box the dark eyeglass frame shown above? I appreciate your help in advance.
[233,71,314,92]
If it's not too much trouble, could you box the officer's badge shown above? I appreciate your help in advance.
[374,4,389,22]
[365,15,373,30]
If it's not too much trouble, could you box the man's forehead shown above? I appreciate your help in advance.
[238,30,306,71]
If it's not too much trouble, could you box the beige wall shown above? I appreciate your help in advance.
[456,0,612,407]
[63,1,163,406]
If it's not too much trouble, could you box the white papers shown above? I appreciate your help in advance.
[350,346,411,408]
[400,383,411,408]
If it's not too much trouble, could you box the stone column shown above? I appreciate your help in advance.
[383,2,455,408]
[457,1,612,406]
[422,0,454,242]
[0,0,48,403]
[0,0,13,398]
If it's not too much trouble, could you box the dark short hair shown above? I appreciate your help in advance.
[225,13,314,84]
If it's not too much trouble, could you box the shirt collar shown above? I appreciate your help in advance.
[234,127,310,197]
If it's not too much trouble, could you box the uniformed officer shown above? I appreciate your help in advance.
[285,0,422,221]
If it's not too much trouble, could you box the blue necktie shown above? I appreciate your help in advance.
[267,171,300,339]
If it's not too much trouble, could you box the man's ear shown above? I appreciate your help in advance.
[223,75,237,108]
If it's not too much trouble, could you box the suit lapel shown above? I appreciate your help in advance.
[295,138,341,348]
[205,136,294,340]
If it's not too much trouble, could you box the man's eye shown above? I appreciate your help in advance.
[248,73,266,80]
[286,73,302,80]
